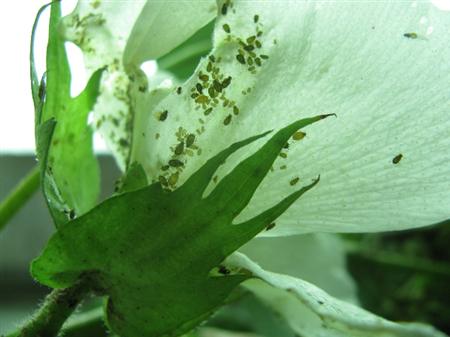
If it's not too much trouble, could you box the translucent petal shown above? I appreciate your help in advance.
[131,1,450,233]
[226,253,447,337]
[240,234,358,303]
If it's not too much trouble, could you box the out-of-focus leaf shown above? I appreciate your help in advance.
[31,116,326,337]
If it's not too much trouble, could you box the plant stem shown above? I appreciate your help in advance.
[0,166,40,232]
[7,281,90,337]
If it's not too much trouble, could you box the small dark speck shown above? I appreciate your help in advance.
[403,32,418,39]
[318,300,324,305]
[392,153,403,164]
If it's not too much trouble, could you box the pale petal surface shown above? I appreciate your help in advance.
[226,253,448,337]
[240,234,358,303]
[61,0,216,169]
[130,0,450,233]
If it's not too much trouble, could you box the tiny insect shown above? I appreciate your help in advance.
[218,266,230,275]
[266,222,276,231]
[392,153,403,164]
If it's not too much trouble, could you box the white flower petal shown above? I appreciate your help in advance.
[61,0,218,169]
[131,0,450,233]
[240,234,358,304]
[226,253,447,337]
[123,1,217,67]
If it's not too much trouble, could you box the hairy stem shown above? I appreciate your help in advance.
[0,166,40,232]
[7,281,90,337]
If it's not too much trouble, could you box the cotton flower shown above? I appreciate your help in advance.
[58,1,450,336]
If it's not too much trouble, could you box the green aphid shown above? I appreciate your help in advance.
[247,57,254,66]
[223,114,232,125]
[168,172,179,186]
[290,177,300,186]
[174,142,184,155]
[169,159,184,168]
[199,74,209,82]
[233,106,240,115]
[159,175,168,187]
[161,165,170,171]
[207,62,213,72]
[279,152,287,159]
[119,138,129,147]
[204,107,213,116]
[213,79,223,93]
[292,131,306,140]
[255,40,262,48]
[223,24,231,33]
[247,36,256,44]
[403,32,418,39]
[159,110,168,121]
[209,55,216,63]
[221,3,228,15]
[248,66,256,72]
[392,153,403,164]
[255,57,262,66]
[191,93,199,99]
[176,86,182,94]
[208,87,217,98]
[195,95,209,104]
[265,222,276,231]
[236,54,246,64]
[254,14,259,23]
[186,134,196,147]
[196,83,203,94]
[260,54,269,60]
[244,44,255,52]
[222,76,232,88]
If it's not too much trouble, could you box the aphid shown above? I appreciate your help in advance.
[392,153,403,164]
[266,222,276,231]
[290,177,300,186]
[161,165,170,171]
[221,3,228,15]
[246,36,256,44]
[199,74,209,82]
[169,159,184,167]
[260,54,269,60]
[244,44,255,52]
[176,86,182,94]
[253,14,259,23]
[236,54,246,64]
[195,95,209,104]
[196,83,203,94]
[204,107,213,116]
[208,87,217,98]
[233,106,240,115]
[255,40,262,48]
[159,110,168,121]
[168,172,179,186]
[119,138,129,147]
[292,131,306,140]
[209,55,216,63]
[279,152,287,159]
[403,32,418,39]
[174,142,184,155]
[186,134,196,147]
[206,62,213,72]
[218,265,230,275]
[222,76,232,88]
[213,79,223,92]
[223,114,232,125]
[255,57,262,66]
[223,24,231,33]
[159,175,168,187]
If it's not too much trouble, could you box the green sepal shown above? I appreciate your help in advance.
[35,2,103,226]
[32,115,330,337]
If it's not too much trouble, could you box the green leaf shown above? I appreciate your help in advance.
[31,116,326,337]
[36,2,103,225]
[226,253,448,337]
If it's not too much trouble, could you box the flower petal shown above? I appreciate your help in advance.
[240,234,358,303]
[131,0,450,233]
[226,253,447,337]
[61,1,217,169]
[123,1,217,67]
